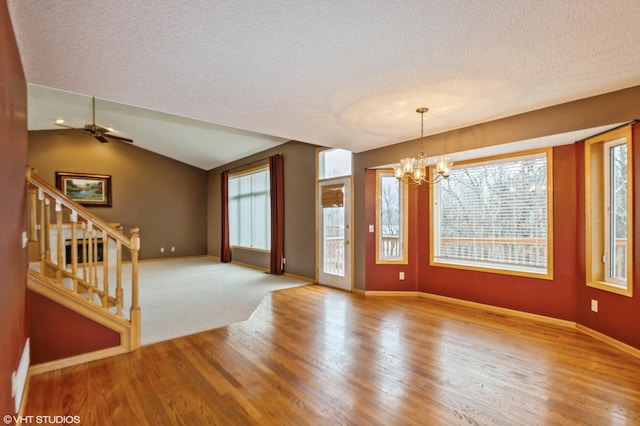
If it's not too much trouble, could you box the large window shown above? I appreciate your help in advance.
[585,126,633,296]
[431,149,552,278]
[229,166,270,251]
[376,170,408,263]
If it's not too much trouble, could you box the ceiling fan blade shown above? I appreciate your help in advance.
[55,122,76,130]
[94,133,110,143]
[105,133,134,144]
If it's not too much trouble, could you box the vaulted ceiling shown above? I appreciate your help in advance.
[8,1,640,170]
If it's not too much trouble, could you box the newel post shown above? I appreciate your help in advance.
[129,227,141,349]
[27,185,39,261]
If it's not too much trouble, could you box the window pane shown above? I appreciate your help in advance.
[228,168,270,250]
[320,149,352,179]
[433,152,549,275]
[608,142,627,282]
[323,206,345,276]
[229,195,239,245]
[380,175,402,260]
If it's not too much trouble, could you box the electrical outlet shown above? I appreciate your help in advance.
[171,247,175,252]
[399,272,405,280]
[591,299,598,312]
[160,247,164,253]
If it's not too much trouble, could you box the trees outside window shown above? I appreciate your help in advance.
[376,171,407,263]
[431,150,552,278]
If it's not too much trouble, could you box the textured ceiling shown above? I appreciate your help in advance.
[8,1,640,170]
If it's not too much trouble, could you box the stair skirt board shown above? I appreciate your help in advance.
[27,272,134,373]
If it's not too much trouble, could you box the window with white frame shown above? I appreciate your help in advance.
[376,170,408,263]
[604,139,628,284]
[229,167,270,251]
[585,125,633,296]
[431,150,552,278]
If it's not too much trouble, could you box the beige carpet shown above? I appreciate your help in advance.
[134,257,309,345]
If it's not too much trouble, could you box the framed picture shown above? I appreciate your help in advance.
[55,172,112,207]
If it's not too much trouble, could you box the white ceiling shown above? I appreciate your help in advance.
[8,1,640,170]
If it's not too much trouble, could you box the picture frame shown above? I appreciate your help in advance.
[55,172,112,207]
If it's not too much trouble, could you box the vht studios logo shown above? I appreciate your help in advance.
[4,415,81,425]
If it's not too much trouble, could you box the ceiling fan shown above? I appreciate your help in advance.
[55,97,134,144]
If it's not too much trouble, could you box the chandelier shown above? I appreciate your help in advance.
[393,107,453,185]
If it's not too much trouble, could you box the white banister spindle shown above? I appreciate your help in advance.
[102,234,109,308]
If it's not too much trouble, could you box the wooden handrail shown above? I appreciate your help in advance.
[27,168,131,246]
[26,167,141,350]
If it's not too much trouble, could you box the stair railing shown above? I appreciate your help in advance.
[26,168,140,350]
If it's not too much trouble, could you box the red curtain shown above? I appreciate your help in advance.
[269,154,284,274]
[220,170,232,263]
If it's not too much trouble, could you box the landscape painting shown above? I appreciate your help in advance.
[55,172,112,207]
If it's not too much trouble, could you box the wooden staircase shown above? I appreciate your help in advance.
[26,168,141,372]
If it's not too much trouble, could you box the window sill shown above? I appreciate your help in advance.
[430,259,553,280]
[587,280,633,297]
[231,245,270,254]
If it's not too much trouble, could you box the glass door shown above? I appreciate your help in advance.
[318,177,352,291]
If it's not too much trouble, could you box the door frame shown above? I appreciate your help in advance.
[316,150,353,292]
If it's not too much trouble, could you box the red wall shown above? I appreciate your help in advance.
[28,291,121,364]
[365,170,420,291]
[575,123,640,349]
[0,1,29,417]
[365,139,640,349]
[417,144,579,320]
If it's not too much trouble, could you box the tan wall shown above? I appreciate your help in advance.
[208,141,318,279]
[0,1,29,416]
[28,130,208,260]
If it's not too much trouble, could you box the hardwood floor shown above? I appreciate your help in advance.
[25,285,640,425]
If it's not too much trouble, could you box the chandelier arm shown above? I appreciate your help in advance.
[405,173,445,186]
